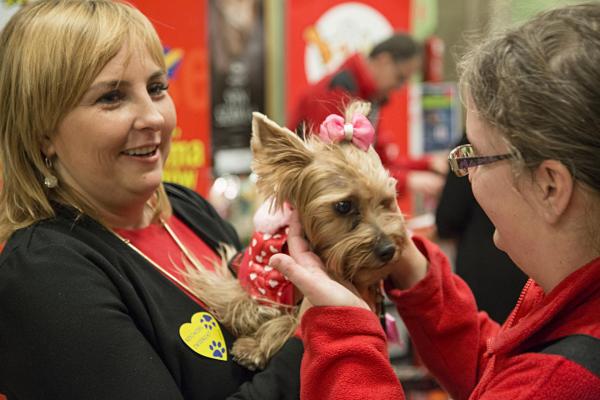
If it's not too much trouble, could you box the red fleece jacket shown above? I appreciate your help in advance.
[301,236,600,400]
[300,307,405,400]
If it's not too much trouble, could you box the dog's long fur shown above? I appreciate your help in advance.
[186,102,407,370]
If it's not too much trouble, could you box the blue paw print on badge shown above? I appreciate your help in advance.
[202,314,217,330]
[209,340,225,358]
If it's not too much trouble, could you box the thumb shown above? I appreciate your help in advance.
[270,254,370,310]
[270,253,319,296]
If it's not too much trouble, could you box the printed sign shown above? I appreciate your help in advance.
[208,0,265,176]
[285,0,413,212]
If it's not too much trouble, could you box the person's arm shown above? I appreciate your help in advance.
[382,165,445,198]
[270,212,503,400]
[270,212,405,400]
[385,236,502,400]
[374,137,448,198]
[299,307,405,400]
[378,154,445,198]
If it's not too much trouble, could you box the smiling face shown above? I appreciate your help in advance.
[45,44,176,226]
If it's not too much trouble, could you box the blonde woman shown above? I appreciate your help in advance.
[0,1,302,398]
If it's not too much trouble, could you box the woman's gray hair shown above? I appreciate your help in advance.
[458,2,600,194]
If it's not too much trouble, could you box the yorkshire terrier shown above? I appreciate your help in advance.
[186,101,407,370]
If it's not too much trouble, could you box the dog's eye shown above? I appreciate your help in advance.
[334,200,353,215]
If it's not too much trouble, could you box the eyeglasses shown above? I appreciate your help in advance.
[448,144,513,177]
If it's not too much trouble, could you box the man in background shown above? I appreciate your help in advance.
[288,32,446,198]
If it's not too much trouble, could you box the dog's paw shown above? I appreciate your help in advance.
[231,338,268,371]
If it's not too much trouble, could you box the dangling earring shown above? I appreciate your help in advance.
[44,157,58,189]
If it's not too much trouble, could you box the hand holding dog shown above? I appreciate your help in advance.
[270,211,371,311]
[388,238,429,290]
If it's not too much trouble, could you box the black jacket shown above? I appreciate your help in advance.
[0,183,301,400]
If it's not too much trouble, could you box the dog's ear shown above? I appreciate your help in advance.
[251,112,313,208]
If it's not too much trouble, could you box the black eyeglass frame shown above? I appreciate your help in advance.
[448,144,514,177]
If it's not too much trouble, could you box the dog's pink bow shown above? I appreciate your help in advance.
[318,114,375,151]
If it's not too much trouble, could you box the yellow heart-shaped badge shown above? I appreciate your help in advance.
[179,312,227,361]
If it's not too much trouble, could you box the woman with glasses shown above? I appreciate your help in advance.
[271,3,600,399]
[436,134,527,324]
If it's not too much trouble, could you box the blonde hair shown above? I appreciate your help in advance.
[0,0,171,241]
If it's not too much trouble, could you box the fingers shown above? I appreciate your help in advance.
[286,210,311,256]
[272,210,371,310]
[270,253,371,310]
[270,253,323,299]
[269,253,300,279]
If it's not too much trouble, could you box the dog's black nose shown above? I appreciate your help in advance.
[375,240,396,263]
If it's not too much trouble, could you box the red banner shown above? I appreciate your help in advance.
[286,0,410,105]
[134,0,212,196]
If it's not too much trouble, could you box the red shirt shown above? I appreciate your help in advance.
[114,215,220,306]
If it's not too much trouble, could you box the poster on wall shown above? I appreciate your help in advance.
[208,0,265,176]
[0,1,213,196]
[285,0,413,209]
[422,82,461,152]
[286,0,410,95]
[135,0,213,196]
